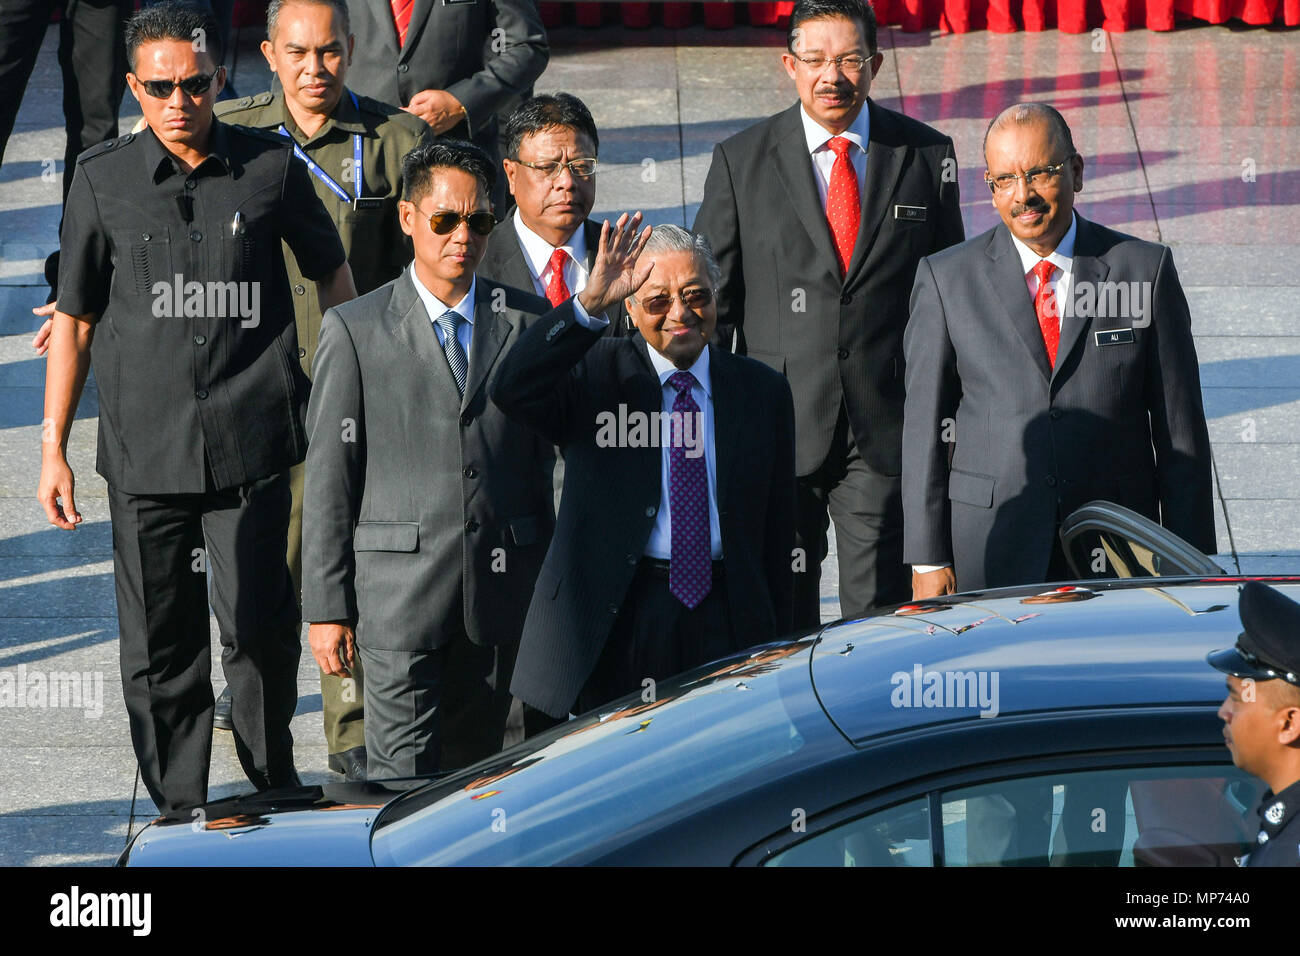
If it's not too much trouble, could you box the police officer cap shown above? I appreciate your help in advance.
[1207,581,1300,687]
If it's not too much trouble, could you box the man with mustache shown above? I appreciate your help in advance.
[903,102,1215,597]
[212,0,430,782]
[694,0,964,629]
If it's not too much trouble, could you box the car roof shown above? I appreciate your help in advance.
[811,579,1284,745]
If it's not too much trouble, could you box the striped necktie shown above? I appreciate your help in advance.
[435,309,468,396]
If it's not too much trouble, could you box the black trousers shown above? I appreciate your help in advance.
[577,560,736,715]
[359,630,517,781]
[0,0,130,184]
[107,472,301,813]
[793,403,908,628]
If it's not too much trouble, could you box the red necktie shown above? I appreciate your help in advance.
[390,0,414,47]
[545,248,571,307]
[825,136,860,277]
[1033,259,1060,367]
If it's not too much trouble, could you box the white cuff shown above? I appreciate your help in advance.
[912,563,952,574]
[571,295,610,331]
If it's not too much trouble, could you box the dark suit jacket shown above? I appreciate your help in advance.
[301,271,556,651]
[693,99,965,477]
[902,214,1217,591]
[478,215,630,335]
[491,304,798,718]
[344,0,548,160]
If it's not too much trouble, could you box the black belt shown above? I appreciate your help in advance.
[639,557,725,579]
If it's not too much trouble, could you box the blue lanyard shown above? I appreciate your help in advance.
[278,91,364,203]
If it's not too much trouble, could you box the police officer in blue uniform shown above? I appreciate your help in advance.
[1209,580,1300,867]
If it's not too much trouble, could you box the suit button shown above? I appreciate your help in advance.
[189,231,202,242]
[1049,408,1062,420]
[298,347,306,358]
[195,389,209,399]
[141,233,151,241]
[294,284,306,295]
[626,554,637,565]
[398,63,409,73]
[606,603,619,615]
[193,335,206,345]
[837,348,849,360]
[1045,476,1058,487]
[465,518,479,532]
[460,414,472,427]
[184,179,196,190]
[464,467,478,479]
[645,506,656,517]
[840,293,852,305]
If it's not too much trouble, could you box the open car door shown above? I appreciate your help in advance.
[1059,501,1225,580]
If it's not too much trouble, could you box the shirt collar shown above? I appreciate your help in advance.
[646,342,712,397]
[799,101,870,158]
[278,87,366,143]
[1010,210,1078,277]
[1257,777,1300,840]
[512,209,588,280]
[410,264,476,327]
[144,119,232,183]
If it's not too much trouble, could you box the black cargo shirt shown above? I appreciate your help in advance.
[57,120,346,495]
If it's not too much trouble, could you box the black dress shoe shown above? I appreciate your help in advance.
[327,746,368,782]
[267,766,303,789]
[213,686,233,731]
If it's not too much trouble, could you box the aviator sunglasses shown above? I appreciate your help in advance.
[134,67,221,99]
[422,209,497,236]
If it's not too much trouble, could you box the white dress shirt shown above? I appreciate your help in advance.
[799,103,870,210]
[513,209,590,300]
[641,345,722,561]
[411,265,476,357]
[913,212,1080,575]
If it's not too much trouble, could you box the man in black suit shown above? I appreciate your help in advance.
[480,92,628,334]
[343,0,548,208]
[693,0,964,628]
[492,219,797,720]
[302,140,556,779]
[903,103,1215,598]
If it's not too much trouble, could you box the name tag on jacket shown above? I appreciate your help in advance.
[1094,329,1135,346]
[894,204,927,222]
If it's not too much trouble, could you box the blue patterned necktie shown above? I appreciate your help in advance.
[435,309,468,396]
[667,370,710,608]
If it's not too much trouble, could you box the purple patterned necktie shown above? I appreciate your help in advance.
[667,370,710,608]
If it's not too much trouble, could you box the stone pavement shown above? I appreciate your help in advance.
[0,20,1295,865]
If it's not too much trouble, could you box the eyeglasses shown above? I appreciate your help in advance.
[634,288,714,315]
[792,54,872,74]
[512,158,598,180]
[421,209,496,236]
[135,67,222,99]
[985,156,1075,194]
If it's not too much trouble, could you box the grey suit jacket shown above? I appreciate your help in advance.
[301,270,555,651]
[344,0,548,158]
[901,214,1217,591]
[478,214,630,336]
[693,98,965,477]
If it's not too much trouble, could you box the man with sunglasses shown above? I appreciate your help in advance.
[492,221,797,724]
[38,2,356,813]
[693,0,964,632]
[1210,581,1300,867]
[302,139,557,780]
[212,0,431,782]
[903,102,1215,596]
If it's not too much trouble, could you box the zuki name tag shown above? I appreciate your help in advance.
[1094,329,1135,346]
[894,204,927,222]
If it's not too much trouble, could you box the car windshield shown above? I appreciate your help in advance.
[370,639,830,865]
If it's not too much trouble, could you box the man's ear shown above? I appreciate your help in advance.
[260,38,276,72]
[1278,703,1300,746]
[502,158,518,198]
[397,199,416,237]
[126,72,142,105]
[347,33,355,66]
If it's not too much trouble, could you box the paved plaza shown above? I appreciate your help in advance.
[0,19,1295,864]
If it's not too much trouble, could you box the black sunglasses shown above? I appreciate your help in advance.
[637,288,714,315]
[423,210,496,237]
[135,67,221,99]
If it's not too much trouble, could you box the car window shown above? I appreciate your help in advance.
[941,765,1263,866]
[764,796,932,867]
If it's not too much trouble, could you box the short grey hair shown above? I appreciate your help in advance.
[983,102,1077,162]
[641,224,722,291]
[267,0,351,40]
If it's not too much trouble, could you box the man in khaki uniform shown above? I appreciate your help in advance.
[215,0,429,780]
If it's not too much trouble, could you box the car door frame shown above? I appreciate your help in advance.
[1058,500,1225,580]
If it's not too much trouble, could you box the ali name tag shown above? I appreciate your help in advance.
[1095,329,1135,346]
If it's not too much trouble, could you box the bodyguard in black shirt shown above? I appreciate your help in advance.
[37,2,355,812]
